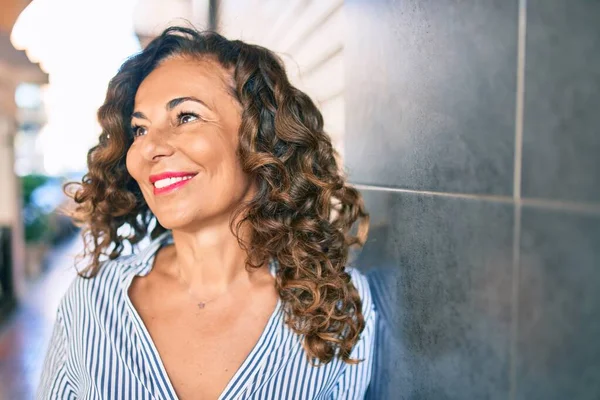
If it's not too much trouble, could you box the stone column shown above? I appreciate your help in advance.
[0,96,25,301]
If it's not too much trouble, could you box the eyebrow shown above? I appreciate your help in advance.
[131,111,147,120]
[166,96,211,111]
[131,96,211,120]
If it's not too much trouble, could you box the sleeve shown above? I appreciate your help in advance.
[329,269,378,400]
[37,307,75,399]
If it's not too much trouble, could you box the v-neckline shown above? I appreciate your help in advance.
[123,232,283,400]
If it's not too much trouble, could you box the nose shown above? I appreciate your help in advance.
[139,129,175,162]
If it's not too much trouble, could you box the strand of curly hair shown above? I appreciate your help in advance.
[65,26,370,365]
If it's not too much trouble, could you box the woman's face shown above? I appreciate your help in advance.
[126,56,253,230]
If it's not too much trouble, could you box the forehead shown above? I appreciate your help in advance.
[134,56,233,106]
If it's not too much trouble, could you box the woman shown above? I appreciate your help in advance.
[39,26,375,400]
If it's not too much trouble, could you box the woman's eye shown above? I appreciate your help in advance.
[131,126,147,138]
[178,112,199,125]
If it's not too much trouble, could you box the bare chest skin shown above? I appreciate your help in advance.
[128,250,279,400]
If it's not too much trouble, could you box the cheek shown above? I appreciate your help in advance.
[125,146,141,181]
[181,134,247,194]
[180,131,227,169]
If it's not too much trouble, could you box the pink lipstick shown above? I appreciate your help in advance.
[149,171,197,195]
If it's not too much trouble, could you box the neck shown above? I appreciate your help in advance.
[165,218,260,296]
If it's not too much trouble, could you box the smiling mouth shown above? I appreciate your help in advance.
[150,173,198,195]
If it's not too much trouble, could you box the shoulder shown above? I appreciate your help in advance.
[58,232,172,319]
[57,257,135,321]
[57,240,162,332]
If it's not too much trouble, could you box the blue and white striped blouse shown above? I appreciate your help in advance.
[38,231,377,399]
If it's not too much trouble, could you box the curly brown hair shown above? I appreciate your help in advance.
[67,26,369,364]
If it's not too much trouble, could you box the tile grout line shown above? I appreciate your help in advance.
[510,0,528,399]
[351,184,600,215]
[351,184,514,203]
[510,200,523,400]
[521,197,600,215]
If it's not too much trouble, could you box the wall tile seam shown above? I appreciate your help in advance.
[510,203,522,400]
[510,1,528,398]
[513,0,527,202]
[351,184,600,216]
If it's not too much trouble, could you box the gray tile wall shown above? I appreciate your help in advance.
[522,1,600,203]
[345,0,518,195]
[345,1,600,399]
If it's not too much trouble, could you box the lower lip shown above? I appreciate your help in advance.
[153,176,196,195]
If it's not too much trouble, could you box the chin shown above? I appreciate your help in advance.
[151,206,197,231]
[153,215,193,231]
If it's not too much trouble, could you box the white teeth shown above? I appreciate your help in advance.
[154,175,194,189]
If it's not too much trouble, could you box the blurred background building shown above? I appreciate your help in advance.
[0,0,47,314]
[0,0,599,399]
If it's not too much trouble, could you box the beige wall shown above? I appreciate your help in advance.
[134,0,211,42]
[216,0,345,155]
